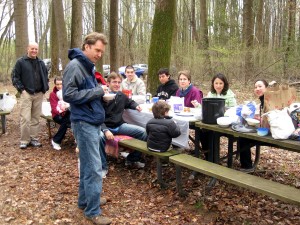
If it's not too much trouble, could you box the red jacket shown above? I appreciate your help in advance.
[95,71,106,85]
[49,86,60,118]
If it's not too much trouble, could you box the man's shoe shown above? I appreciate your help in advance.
[78,197,107,210]
[51,139,61,150]
[20,143,28,149]
[134,161,145,168]
[102,170,108,178]
[100,197,107,206]
[85,215,112,225]
[29,139,42,147]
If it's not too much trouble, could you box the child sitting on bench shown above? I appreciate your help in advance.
[146,101,181,152]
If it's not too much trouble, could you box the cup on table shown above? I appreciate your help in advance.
[122,89,132,98]
[152,97,159,103]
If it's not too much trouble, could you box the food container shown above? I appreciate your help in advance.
[257,127,269,136]
[245,118,260,127]
[103,93,116,101]
[217,116,232,128]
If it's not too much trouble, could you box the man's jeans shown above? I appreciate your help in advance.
[53,112,71,144]
[72,121,103,217]
[109,123,147,162]
[99,131,107,170]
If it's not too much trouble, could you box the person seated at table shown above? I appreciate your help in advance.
[154,68,178,100]
[191,73,237,160]
[239,79,269,172]
[49,76,71,150]
[176,70,203,108]
[121,65,146,95]
[102,72,147,168]
[192,73,237,108]
[146,101,181,152]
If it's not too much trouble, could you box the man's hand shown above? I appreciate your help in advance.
[136,105,142,112]
[104,130,114,140]
[102,85,109,94]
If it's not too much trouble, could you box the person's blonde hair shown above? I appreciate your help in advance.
[81,32,108,50]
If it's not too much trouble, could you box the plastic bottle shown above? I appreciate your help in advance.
[146,93,152,104]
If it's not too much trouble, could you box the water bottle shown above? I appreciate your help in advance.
[146,93,152,104]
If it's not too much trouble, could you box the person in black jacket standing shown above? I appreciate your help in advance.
[155,68,179,100]
[12,42,49,149]
[146,101,181,152]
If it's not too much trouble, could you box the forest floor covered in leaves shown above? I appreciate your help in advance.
[0,82,299,225]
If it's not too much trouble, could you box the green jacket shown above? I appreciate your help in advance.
[207,89,237,107]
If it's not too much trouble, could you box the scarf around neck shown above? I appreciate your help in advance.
[179,84,193,97]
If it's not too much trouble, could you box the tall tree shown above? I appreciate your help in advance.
[52,0,69,69]
[200,0,211,78]
[70,0,83,49]
[50,1,60,78]
[13,0,29,58]
[110,0,119,72]
[95,0,104,73]
[243,0,254,83]
[148,0,176,94]
[283,0,296,77]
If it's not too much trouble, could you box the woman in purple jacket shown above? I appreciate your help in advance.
[176,70,203,107]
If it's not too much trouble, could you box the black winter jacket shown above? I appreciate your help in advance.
[146,117,181,152]
[155,79,179,100]
[102,91,138,129]
[12,56,49,94]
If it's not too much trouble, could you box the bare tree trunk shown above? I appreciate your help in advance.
[200,0,211,78]
[32,0,38,43]
[70,0,83,49]
[283,0,296,78]
[50,1,60,78]
[52,0,69,69]
[148,0,176,94]
[13,0,29,58]
[110,0,119,72]
[95,0,104,73]
[243,0,254,84]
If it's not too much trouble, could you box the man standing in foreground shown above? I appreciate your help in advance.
[63,32,112,225]
[12,42,49,149]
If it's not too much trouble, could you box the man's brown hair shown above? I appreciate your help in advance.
[81,32,108,50]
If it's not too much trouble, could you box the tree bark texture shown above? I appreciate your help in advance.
[70,0,83,49]
[148,0,176,94]
[110,0,119,73]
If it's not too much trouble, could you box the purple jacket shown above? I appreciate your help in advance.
[176,86,202,108]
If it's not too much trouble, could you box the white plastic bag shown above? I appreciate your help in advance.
[169,96,184,113]
[42,102,52,116]
[0,92,17,112]
[267,108,295,139]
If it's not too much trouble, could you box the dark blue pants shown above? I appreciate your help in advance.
[53,112,71,144]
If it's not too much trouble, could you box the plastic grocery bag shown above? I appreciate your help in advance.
[267,108,295,139]
[41,102,52,116]
[236,102,256,118]
[168,96,184,113]
[0,92,17,112]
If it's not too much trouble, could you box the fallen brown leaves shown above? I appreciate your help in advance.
[0,83,299,224]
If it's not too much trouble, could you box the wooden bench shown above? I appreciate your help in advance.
[0,110,10,134]
[118,138,181,187]
[40,115,56,139]
[169,154,300,206]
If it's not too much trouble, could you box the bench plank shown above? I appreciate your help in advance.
[170,154,300,206]
[119,138,181,187]
[119,139,181,160]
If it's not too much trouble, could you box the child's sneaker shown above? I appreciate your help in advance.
[51,140,61,150]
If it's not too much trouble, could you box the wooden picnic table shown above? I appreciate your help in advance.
[194,121,300,166]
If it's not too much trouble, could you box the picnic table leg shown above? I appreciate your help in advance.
[47,120,52,139]
[252,145,261,169]
[190,127,201,179]
[1,114,6,134]
[156,158,167,188]
[175,165,187,196]
[227,136,234,168]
